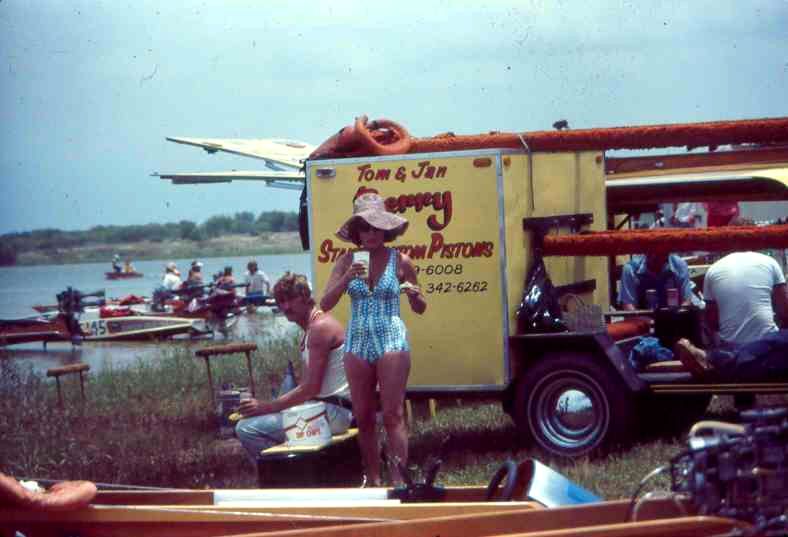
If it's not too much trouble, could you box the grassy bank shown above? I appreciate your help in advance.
[0,332,754,499]
[14,232,303,266]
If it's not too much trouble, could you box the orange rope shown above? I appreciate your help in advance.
[410,117,788,153]
[542,225,788,257]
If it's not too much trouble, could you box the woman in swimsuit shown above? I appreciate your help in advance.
[321,192,426,486]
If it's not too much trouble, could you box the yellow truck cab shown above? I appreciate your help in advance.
[304,118,788,458]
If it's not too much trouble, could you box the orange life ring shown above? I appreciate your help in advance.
[309,115,412,160]
[0,473,97,511]
[354,116,412,156]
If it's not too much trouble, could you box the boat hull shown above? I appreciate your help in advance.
[78,314,201,341]
[0,316,73,346]
[0,490,748,537]
[105,271,144,280]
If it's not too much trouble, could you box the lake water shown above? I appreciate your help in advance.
[0,253,310,374]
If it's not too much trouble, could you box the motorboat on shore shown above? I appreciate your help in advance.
[1,288,207,347]
[76,304,207,342]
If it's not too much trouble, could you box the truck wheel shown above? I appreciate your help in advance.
[514,353,634,458]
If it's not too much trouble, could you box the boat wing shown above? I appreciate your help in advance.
[607,166,788,213]
[165,137,314,170]
[153,170,304,189]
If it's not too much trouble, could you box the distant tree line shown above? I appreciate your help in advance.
[0,211,299,266]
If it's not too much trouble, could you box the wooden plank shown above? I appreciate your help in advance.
[196,343,258,357]
[233,499,697,537]
[489,516,746,537]
[260,429,359,456]
[0,505,378,537]
[651,382,788,394]
[46,362,90,377]
[0,503,537,537]
[94,490,215,505]
[95,486,494,505]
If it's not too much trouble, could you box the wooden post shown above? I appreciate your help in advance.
[244,349,256,397]
[203,356,215,407]
[78,370,86,401]
[54,377,63,408]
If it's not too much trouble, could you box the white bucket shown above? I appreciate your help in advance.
[282,401,331,447]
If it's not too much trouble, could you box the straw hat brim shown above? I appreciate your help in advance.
[336,210,409,243]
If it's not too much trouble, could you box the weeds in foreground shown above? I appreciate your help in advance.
[0,346,778,499]
[0,330,297,489]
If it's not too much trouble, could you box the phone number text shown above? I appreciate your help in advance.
[425,281,488,294]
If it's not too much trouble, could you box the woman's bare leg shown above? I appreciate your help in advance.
[344,352,381,485]
[376,351,411,484]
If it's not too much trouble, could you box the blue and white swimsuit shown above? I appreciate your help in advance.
[345,248,409,363]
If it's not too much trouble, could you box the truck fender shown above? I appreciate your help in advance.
[505,332,646,411]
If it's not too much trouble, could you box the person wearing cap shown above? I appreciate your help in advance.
[244,260,272,307]
[161,262,182,291]
[111,254,122,274]
[320,192,427,486]
[236,272,352,459]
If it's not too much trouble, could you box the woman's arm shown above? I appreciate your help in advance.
[399,253,426,314]
[319,252,356,312]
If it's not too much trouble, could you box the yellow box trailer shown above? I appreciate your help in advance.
[162,116,788,458]
[307,150,610,391]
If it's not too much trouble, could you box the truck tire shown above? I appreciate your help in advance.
[514,352,635,458]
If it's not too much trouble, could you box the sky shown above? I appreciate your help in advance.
[1,1,786,234]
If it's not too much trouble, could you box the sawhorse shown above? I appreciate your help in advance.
[195,342,258,406]
[47,363,90,408]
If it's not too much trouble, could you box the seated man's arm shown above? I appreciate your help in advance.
[239,316,342,417]
[675,258,694,306]
[704,300,720,344]
[773,283,788,328]
[618,263,638,311]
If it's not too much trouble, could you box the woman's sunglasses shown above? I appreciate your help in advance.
[355,221,380,233]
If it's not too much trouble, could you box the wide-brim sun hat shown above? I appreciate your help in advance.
[336,192,408,243]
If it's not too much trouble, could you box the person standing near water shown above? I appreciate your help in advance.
[320,192,426,486]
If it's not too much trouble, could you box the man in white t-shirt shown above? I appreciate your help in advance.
[671,202,703,228]
[243,260,272,306]
[703,251,787,347]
